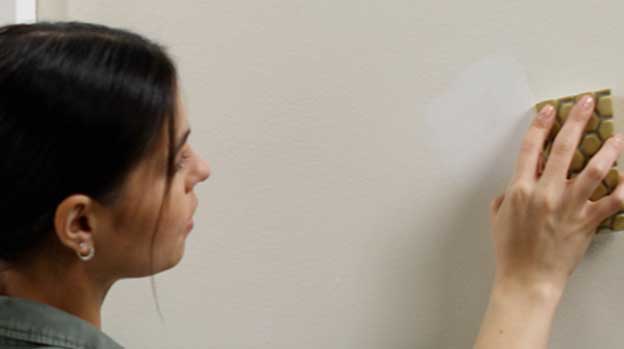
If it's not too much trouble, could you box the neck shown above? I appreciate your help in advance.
[0,251,114,329]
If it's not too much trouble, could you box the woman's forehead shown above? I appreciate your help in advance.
[175,94,190,139]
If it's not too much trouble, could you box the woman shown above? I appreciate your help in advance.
[0,21,620,349]
[0,21,209,348]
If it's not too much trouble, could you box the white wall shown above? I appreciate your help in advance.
[0,0,16,25]
[38,1,624,348]
[1,0,36,24]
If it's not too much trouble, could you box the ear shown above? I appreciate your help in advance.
[53,194,97,256]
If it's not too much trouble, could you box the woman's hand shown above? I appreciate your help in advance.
[492,94,624,293]
[475,94,624,349]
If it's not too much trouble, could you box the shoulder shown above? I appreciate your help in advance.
[0,335,63,348]
[0,340,65,348]
[0,296,124,349]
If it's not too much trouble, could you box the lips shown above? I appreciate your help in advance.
[188,203,197,223]
[186,198,198,231]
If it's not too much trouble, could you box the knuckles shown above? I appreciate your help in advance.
[507,181,560,213]
[585,164,607,182]
[609,194,624,212]
[532,190,559,213]
[507,181,533,204]
[520,139,537,154]
[550,141,575,157]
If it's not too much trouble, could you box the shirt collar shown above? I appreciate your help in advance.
[0,295,124,349]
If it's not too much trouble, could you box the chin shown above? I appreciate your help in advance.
[125,249,186,278]
[161,253,184,272]
[154,243,186,274]
[125,234,188,277]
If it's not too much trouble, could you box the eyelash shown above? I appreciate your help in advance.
[174,150,190,172]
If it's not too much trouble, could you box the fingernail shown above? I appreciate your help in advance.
[539,104,554,119]
[615,133,624,144]
[582,95,594,110]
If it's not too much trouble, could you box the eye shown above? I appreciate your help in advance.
[174,149,191,172]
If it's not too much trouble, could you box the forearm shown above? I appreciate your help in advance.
[473,279,564,349]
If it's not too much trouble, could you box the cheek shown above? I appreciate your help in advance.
[160,184,191,235]
[147,195,191,272]
[108,201,186,277]
[110,176,191,276]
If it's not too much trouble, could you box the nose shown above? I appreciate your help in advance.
[196,156,211,182]
[188,156,210,193]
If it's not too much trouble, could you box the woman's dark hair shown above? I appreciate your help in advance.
[0,21,179,318]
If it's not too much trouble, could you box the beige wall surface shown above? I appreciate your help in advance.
[0,1,16,25]
[38,0,624,348]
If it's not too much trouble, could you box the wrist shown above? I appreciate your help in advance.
[475,276,564,348]
[492,276,565,309]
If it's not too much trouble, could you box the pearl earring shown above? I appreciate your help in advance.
[77,242,95,261]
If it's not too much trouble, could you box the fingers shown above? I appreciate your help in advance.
[512,104,556,183]
[586,171,624,227]
[573,134,624,201]
[536,151,546,178]
[490,194,505,215]
[541,95,595,186]
[489,193,505,227]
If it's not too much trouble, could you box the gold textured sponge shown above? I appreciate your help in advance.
[535,89,624,233]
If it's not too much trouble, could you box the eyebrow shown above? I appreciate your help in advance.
[174,128,191,155]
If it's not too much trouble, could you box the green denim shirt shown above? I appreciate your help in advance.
[0,296,123,349]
